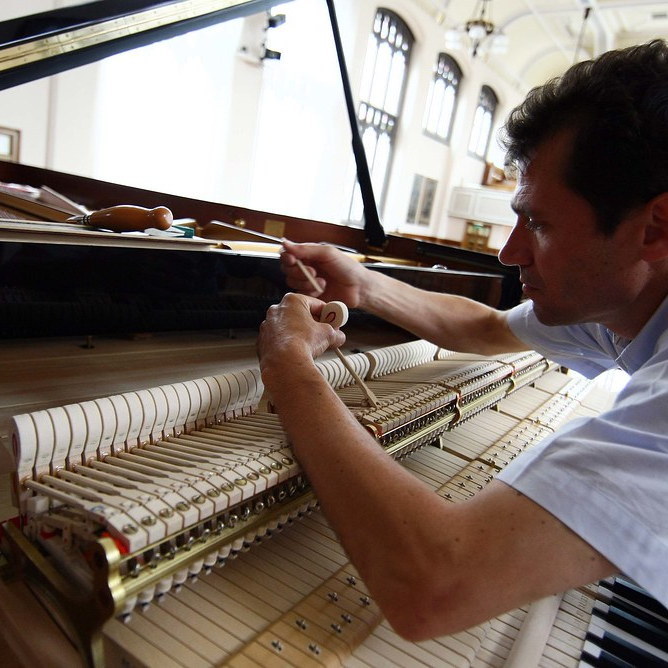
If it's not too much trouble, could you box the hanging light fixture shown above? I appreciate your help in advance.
[445,0,508,58]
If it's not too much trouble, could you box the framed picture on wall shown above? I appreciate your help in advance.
[0,127,20,162]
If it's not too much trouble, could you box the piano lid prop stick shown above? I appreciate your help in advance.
[320,301,380,409]
[67,205,173,233]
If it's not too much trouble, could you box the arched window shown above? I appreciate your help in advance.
[423,53,462,143]
[348,8,414,223]
[468,84,497,159]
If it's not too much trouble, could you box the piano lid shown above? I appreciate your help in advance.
[0,0,386,247]
[0,1,279,91]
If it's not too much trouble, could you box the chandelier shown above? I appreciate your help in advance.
[444,0,508,57]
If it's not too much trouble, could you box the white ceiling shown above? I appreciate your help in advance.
[423,0,668,91]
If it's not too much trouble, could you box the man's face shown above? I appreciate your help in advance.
[499,132,645,331]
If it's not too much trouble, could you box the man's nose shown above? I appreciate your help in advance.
[498,221,531,267]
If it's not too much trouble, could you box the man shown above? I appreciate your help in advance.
[256,40,668,640]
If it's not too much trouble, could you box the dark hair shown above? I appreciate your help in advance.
[501,39,668,234]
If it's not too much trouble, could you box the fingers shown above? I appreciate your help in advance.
[280,240,327,296]
[262,293,346,354]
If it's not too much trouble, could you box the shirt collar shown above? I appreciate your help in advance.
[612,294,668,374]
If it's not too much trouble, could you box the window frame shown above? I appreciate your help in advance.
[422,52,462,144]
[347,7,414,223]
[467,84,498,161]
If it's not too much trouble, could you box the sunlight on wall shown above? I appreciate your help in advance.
[92,21,241,202]
[250,0,351,223]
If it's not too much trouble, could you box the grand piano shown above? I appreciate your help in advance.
[2,3,666,667]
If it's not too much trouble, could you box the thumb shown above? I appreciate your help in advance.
[328,327,347,351]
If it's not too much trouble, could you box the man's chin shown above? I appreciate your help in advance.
[532,302,572,327]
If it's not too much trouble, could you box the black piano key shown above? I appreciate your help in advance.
[605,596,668,636]
[580,642,634,667]
[585,630,668,667]
[611,578,668,622]
[593,603,668,650]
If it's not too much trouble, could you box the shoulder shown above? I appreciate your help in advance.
[506,302,618,377]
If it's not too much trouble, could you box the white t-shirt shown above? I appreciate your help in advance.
[499,296,668,608]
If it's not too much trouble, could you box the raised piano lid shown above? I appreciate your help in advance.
[0,1,278,91]
[0,0,386,248]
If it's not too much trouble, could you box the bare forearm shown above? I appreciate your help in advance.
[265,359,614,640]
[265,363,459,625]
[257,293,615,641]
[360,270,526,354]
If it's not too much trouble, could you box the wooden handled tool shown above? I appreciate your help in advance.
[68,205,173,232]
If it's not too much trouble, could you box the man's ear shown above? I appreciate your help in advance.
[641,192,668,262]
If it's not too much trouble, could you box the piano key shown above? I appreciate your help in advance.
[590,604,668,661]
[604,577,668,624]
[597,596,668,639]
[580,639,631,666]
[587,618,668,666]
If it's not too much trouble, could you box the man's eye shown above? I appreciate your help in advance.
[525,217,542,231]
